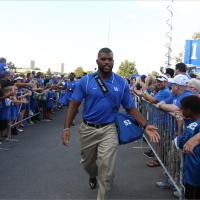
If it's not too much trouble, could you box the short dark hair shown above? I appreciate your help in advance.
[98,48,113,57]
[0,57,6,64]
[175,63,187,73]
[166,68,175,78]
[180,95,200,114]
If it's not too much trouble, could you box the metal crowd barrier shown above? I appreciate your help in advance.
[0,87,64,152]
[0,94,41,151]
[135,96,184,199]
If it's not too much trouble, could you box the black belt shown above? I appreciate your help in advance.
[83,120,111,129]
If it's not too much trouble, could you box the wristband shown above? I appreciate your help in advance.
[63,128,70,132]
[143,123,149,129]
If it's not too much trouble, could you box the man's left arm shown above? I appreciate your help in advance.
[127,107,160,143]
[121,82,160,143]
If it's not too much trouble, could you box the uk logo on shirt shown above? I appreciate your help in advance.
[114,87,119,91]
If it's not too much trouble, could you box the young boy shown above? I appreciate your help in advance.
[174,95,200,199]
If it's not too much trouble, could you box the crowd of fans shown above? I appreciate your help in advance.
[1,58,200,199]
[0,60,80,144]
[127,62,200,199]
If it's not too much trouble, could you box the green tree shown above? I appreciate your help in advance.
[175,52,183,63]
[85,70,94,74]
[151,71,159,77]
[46,68,51,76]
[192,32,200,40]
[75,66,84,78]
[7,61,16,73]
[35,67,41,70]
[117,60,138,78]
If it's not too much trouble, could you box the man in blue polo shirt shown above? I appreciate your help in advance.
[61,48,160,200]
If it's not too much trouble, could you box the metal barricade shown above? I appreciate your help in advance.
[139,98,184,199]
[0,94,40,151]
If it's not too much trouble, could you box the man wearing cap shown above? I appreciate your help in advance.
[140,75,171,104]
[157,74,192,112]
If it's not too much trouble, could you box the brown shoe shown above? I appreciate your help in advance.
[147,159,160,167]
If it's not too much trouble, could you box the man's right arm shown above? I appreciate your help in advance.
[61,100,81,146]
[64,100,81,129]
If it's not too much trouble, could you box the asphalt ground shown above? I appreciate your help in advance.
[0,107,175,199]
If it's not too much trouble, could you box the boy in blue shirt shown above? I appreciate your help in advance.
[174,95,200,199]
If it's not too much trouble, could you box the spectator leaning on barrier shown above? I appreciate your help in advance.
[140,74,171,104]
[157,74,192,113]
[143,75,156,95]
[61,47,160,200]
[155,74,193,190]
[139,74,171,167]
[0,84,14,139]
[174,95,200,199]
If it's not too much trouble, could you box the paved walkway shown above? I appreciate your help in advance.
[0,108,175,199]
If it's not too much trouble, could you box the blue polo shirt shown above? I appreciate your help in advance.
[154,88,171,102]
[71,72,135,124]
[175,120,200,186]
[173,91,192,108]
[163,91,192,108]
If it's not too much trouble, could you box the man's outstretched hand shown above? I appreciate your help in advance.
[145,125,160,143]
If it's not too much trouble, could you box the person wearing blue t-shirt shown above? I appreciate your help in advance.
[140,74,171,104]
[61,48,160,200]
[157,74,192,112]
[174,95,200,199]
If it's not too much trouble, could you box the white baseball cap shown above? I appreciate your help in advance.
[156,74,168,82]
[169,74,190,86]
[14,76,23,81]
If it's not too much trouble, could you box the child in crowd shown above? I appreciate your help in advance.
[44,83,54,121]
[0,86,13,139]
[174,95,200,199]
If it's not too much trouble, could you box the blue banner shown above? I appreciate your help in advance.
[184,40,200,66]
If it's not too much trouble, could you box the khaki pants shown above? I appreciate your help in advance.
[79,122,119,200]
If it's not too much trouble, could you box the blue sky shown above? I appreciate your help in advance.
[0,1,200,74]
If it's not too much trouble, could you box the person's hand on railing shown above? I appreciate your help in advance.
[155,101,165,109]
[174,110,183,120]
